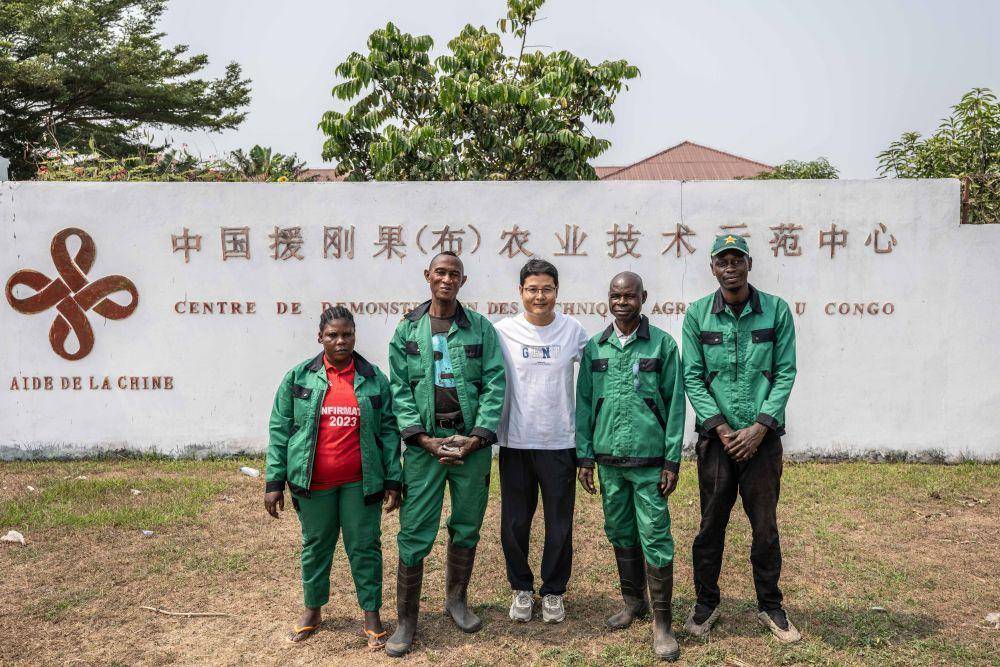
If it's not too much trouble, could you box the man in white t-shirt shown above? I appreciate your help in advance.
[495,258,589,624]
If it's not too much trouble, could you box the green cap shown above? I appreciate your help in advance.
[710,233,750,257]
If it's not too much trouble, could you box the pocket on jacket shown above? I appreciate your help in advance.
[751,328,776,343]
[591,358,609,372]
[643,397,666,431]
[699,331,723,345]
[637,357,663,372]
[291,383,312,399]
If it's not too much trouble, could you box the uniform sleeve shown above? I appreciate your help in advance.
[575,341,596,467]
[757,300,797,430]
[681,309,727,432]
[470,321,506,445]
[377,371,403,489]
[659,339,686,473]
[388,322,426,442]
[265,370,294,493]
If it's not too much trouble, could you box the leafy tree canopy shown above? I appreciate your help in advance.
[319,0,639,181]
[877,88,998,223]
[0,0,251,179]
[752,157,839,180]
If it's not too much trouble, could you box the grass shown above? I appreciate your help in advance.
[0,475,225,529]
[0,458,997,666]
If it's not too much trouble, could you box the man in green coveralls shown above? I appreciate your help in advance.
[681,234,800,643]
[576,272,686,661]
[385,251,506,657]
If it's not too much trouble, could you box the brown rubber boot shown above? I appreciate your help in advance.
[606,546,650,630]
[646,561,680,661]
[443,542,483,633]
[385,558,423,658]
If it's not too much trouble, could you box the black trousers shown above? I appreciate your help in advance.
[692,432,784,611]
[499,447,577,596]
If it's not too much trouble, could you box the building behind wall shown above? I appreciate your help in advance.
[303,140,774,182]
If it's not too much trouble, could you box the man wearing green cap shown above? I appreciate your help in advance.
[680,234,800,643]
[577,271,686,661]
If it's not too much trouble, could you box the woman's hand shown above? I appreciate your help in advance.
[383,489,401,513]
[264,490,284,518]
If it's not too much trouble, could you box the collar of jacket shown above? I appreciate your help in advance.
[711,284,763,315]
[306,351,376,378]
[404,299,471,328]
[598,314,651,344]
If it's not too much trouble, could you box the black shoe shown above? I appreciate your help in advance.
[757,607,801,643]
[692,603,715,625]
[764,607,788,631]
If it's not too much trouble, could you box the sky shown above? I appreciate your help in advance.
[158,0,999,179]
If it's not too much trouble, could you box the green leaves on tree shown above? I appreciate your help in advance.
[319,0,639,181]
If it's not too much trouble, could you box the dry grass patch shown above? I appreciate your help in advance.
[0,458,997,666]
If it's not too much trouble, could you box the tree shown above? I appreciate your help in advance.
[0,0,252,179]
[877,88,998,223]
[223,145,308,182]
[34,142,308,182]
[319,0,639,181]
[752,157,839,180]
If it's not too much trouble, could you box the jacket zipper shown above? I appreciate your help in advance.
[734,328,739,382]
[305,384,324,489]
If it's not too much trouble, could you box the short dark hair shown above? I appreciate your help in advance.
[519,258,558,287]
[429,251,463,271]
[319,305,355,331]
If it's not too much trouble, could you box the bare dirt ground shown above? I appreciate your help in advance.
[1,458,997,666]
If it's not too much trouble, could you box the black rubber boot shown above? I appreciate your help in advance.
[444,542,483,633]
[646,561,680,661]
[386,558,423,658]
[606,546,650,630]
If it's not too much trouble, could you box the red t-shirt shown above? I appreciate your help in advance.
[310,356,363,491]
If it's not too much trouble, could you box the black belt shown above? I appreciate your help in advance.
[435,417,464,430]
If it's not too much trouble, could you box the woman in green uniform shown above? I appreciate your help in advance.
[264,306,402,648]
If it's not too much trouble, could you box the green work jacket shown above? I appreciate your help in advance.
[681,286,796,436]
[265,352,402,503]
[387,300,506,446]
[576,316,686,473]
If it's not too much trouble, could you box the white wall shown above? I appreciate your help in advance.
[2,180,997,460]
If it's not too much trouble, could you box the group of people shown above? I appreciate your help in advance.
[264,233,798,661]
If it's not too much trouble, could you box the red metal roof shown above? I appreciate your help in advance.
[598,141,773,180]
[304,141,770,182]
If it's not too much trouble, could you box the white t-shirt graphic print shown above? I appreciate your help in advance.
[496,312,589,450]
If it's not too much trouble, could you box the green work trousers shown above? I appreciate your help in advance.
[294,481,383,611]
[397,440,492,566]
[598,465,675,567]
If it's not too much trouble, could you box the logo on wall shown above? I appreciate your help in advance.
[5,228,139,360]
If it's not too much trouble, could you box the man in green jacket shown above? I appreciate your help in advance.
[681,234,800,643]
[385,251,506,657]
[576,271,685,661]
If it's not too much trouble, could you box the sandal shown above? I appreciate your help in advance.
[288,624,320,643]
[364,628,388,651]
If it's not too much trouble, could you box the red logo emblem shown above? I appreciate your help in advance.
[5,228,139,360]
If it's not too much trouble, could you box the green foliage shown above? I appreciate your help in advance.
[752,157,839,179]
[224,145,307,182]
[35,141,307,182]
[319,0,639,181]
[0,0,252,180]
[877,88,999,223]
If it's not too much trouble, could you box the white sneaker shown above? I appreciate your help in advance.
[541,594,566,624]
[509,590,533,622]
